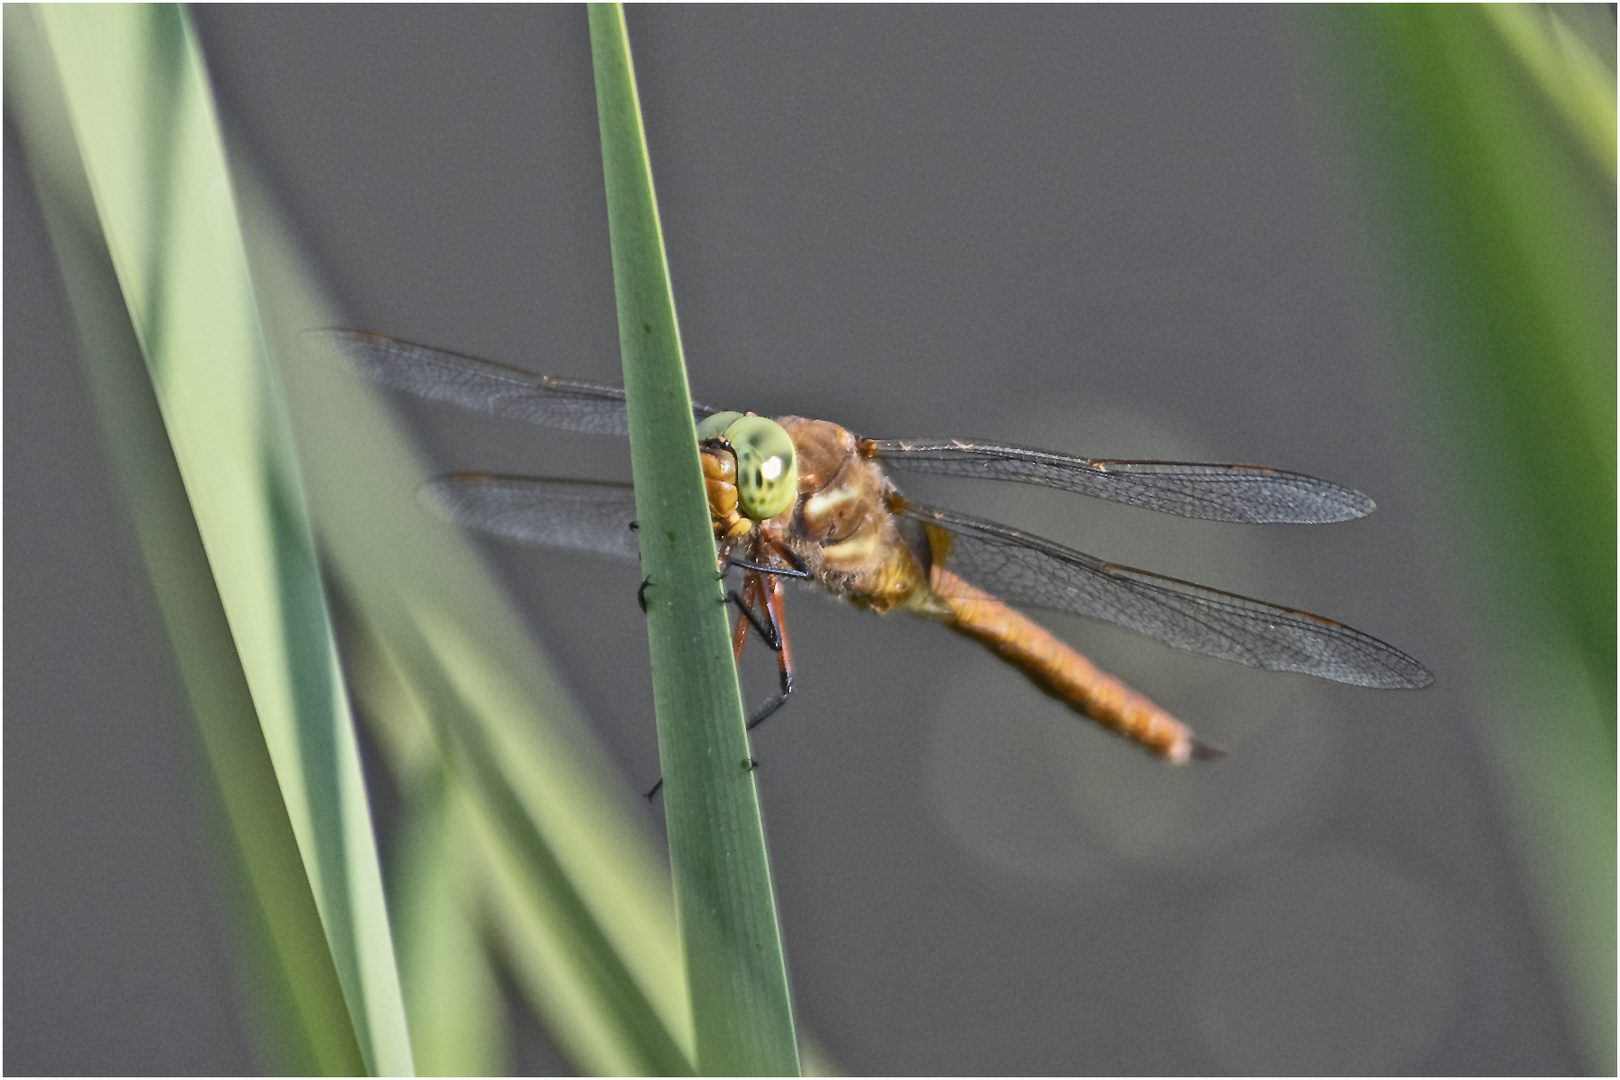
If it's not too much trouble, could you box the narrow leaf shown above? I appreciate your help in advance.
[589,5,801,1074]
[30,6,414,1073]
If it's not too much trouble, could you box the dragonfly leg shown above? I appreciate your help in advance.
[647,572,798,801]
[725,569,797,730]
[746,695,788,732]
[728,585,784,650]
[637,576,653,613]
[730,570,763,663]
[745,571,795,733]
[644,574,763,803]
[644,755,760,802]
[725,541,811,580]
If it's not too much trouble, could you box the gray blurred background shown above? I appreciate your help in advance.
[7,6,1592,1074]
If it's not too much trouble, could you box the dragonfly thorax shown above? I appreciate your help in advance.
[771,417,929,615]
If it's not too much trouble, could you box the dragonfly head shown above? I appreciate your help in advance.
[697,411,799,520]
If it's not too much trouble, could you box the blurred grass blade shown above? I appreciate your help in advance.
[27,6,414,1074]
[5,13,362,1071]
[389,780,509,1077]
[236,125,698,1071]
[338,595,693,1075]
[1296,7,1615,1072]
[1481,4,1616,181]
[589,4,801,1074]
[385,607,697,1075]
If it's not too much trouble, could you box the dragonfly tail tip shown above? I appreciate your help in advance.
[1189,738,1226,762]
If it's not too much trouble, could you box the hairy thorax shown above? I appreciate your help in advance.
[706,416,930,614]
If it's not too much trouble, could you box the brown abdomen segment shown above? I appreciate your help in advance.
[920,567,1207,763]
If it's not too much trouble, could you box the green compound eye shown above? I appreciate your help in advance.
[695,411,744,443]
[724,415,798,520]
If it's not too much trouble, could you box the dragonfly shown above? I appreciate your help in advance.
[323,330,1432,764]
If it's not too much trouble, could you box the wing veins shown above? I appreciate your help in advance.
[867,437,1374,523]
[421,475,642,560]
[319,329,720,434]
[901,501,1431,688]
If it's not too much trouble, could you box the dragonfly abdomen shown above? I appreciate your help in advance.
[920,567,1202,763]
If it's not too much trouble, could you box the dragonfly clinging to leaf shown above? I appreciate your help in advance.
[323,330,1432,764]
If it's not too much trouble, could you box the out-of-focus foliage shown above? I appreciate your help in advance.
[11,5,702,1075]
[9,7,410,1072]
[1296,6,1615,1072]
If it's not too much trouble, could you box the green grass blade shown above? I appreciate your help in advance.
[18,4,769,1072]
[588,5,801,1074]
[6,17,363,1070]
[28,6,414,1073]
[389,781,509,1077]
[35,184,368,1079]
[237,143,697,1072]
[393,609,699,1075]
[1481,4,1616,182]
[1296,7,1615,1072]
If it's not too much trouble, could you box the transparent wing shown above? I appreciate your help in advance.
[318,329,721,435]
[422,475,642,561]
[864,437,1375,523]
[898,500,1432,689]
